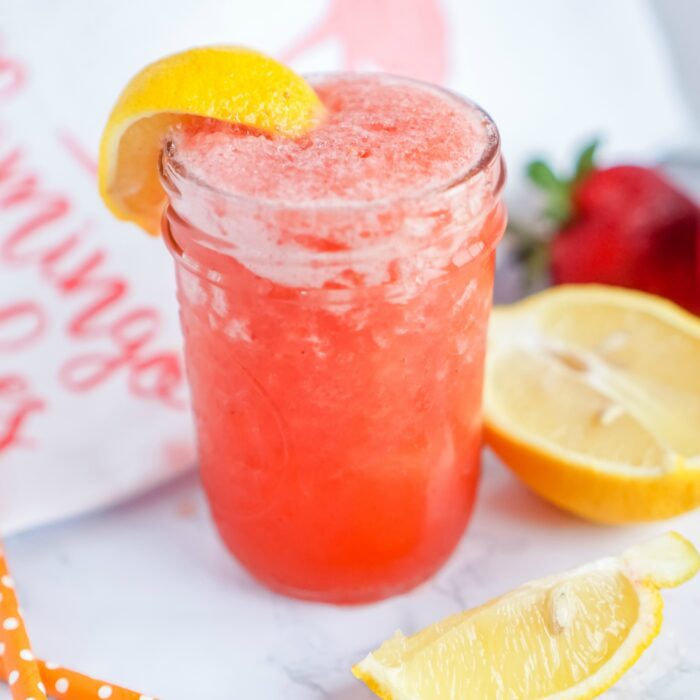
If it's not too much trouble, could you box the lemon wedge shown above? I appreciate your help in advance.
[353,531,700,700]
[98,46,323,233]
[484,285,700,523]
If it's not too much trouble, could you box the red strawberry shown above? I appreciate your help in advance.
[516,143,700,313]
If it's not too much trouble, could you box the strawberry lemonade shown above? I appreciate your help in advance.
[160,74,505,602]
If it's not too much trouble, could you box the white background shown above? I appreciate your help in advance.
[2,2,700,698]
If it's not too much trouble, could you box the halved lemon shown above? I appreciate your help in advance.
[484,285,700,523]
[98,46,323,234]
[353,531,699,700]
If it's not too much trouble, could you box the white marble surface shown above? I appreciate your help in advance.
[2,451,699,700]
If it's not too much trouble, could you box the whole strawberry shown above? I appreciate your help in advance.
[517,142,700,314]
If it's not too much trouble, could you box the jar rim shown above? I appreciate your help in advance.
[160,72,504,214]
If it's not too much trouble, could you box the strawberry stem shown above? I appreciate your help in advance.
[527,160,572,223]
[526,138,600,225]
[573,139,599,185]
[508,138,601,289]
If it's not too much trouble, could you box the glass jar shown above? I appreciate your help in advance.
[161,74,506,603]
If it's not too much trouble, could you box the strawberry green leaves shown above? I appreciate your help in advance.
[527,139,600,224]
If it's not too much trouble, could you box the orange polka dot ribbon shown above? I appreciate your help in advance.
[0,658,156,700]
[0,542,156,700]
[0,544,47,700]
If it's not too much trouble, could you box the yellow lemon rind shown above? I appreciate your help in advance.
[484,284,700,523]
[484,420,700,523]
[353,533,699,700]
[98,46,324,234]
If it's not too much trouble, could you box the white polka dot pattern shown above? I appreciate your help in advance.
[0,542,158,700]
[0,545,47,700]
[2,618,19,631]
[1,658,163,699]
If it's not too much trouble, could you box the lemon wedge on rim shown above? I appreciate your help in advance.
[98,46,323,234]
[354,531,700,700]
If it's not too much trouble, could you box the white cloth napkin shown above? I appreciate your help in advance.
[0,0,693,534]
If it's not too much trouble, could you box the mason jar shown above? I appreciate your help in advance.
[161,74,506,603]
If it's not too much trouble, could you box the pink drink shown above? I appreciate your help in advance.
[161,75,505,603]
